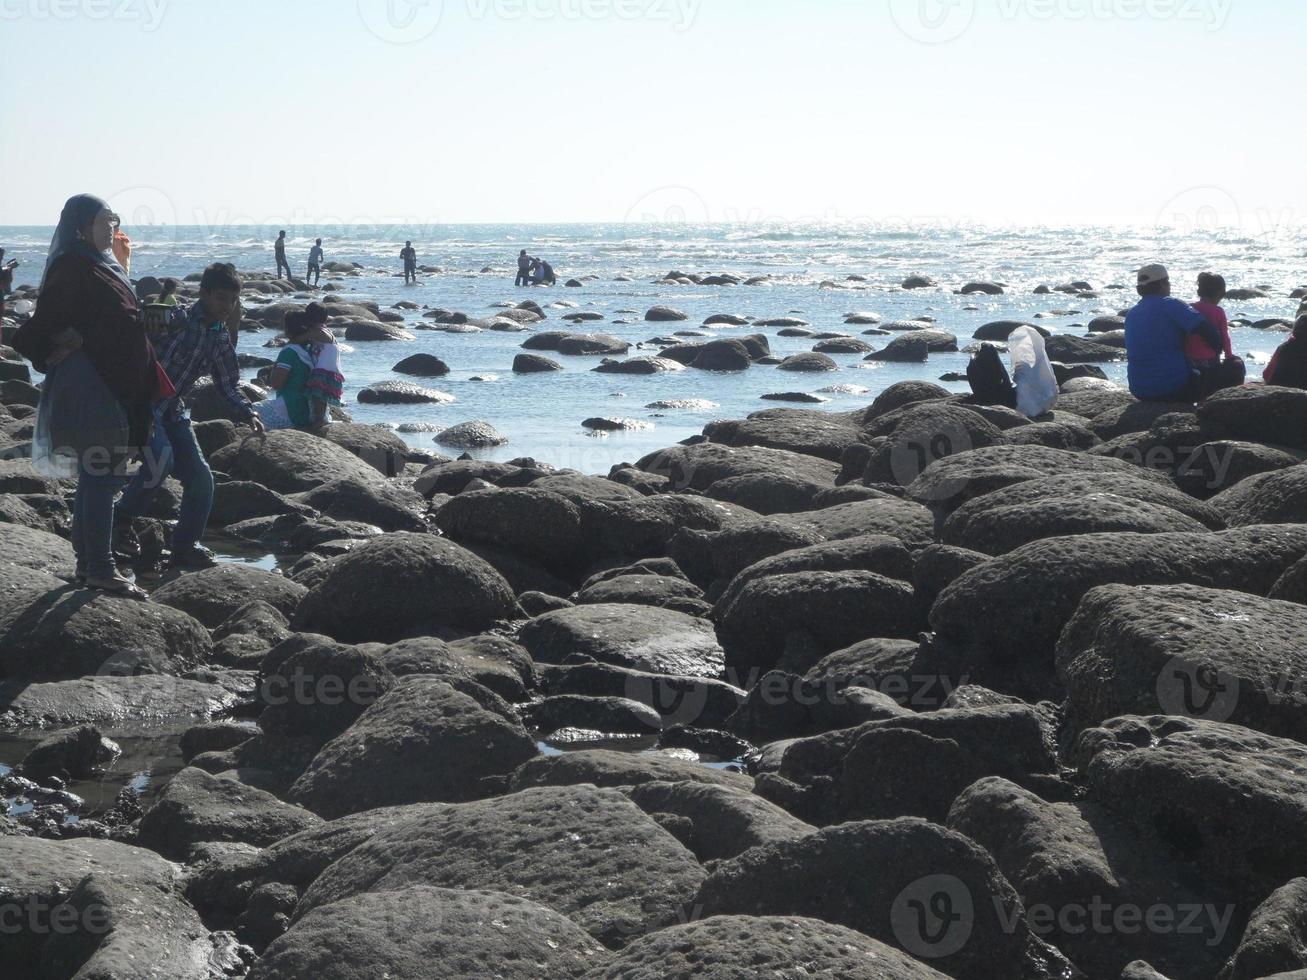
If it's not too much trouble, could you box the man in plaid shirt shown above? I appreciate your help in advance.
[116,263,264,570]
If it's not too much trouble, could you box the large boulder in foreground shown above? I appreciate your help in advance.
[0,589,212,680]
[1078,715,1307,907]
[152,564,307,628]
[948,777,1232,979]
[287,677,538,818]
[291,533,518,643]
[214,428,386,493]
[518,603,724,678]
[1198,385,1307,451]
[0,674,241,730]
[588,915,951,980]
[930,525,1307,673]
[1058,583,1307,743]
[694,817,1072,980]
[1218,877,1307,980]
[138,766,322,859]
[623,780,814,861]
[298,785,706,948]
[0,835,237,979]
[249,886,609,980]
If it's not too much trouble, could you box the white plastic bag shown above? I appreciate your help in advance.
[1009,326,1059,418]
[253,397,294,430]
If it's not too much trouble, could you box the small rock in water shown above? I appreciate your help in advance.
[357,381,455,404]
[435,420,509,448]
[816,384,870,395]
[582,417,653,432]
[468,374,499,382]
[645,399,719,410]
[760,392,830,403]
[397,422,443,433]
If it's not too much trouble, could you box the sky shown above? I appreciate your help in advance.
[1,0,1302,232]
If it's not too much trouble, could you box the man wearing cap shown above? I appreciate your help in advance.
[1125,263,1228,402]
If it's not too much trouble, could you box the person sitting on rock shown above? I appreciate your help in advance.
[1264,316,1307,389]
[966,343,1017,408]
[116,262,265,571]
[401,241,418,285]
[307,238,324,286]
[1125,263,1228,403]
[1188,272,1244,395]
[515,249,532,287]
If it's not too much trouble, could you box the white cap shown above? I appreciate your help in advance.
[1137,264,1169,287]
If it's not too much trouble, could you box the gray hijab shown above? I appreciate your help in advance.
[42,193,132,290]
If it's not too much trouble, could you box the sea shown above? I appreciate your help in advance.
[2,222,1302,475]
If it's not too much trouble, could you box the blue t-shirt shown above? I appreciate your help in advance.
[1125,295,1205,398]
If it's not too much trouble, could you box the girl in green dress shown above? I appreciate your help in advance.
[262,312,315,428]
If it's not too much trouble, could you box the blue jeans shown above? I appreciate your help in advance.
[117,408,214,554]
[73,463,124,579]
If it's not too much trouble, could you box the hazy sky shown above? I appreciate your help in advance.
[1,0,1301,232]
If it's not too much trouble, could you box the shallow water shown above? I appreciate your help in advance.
[2,222,1300,474]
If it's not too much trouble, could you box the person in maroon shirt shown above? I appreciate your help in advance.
[13,194,169,598]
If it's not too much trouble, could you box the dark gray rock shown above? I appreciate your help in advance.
[292,533,518,643]
[287,676,538,817]
[694,817,1072,980]
[519,603,724,678]
[249,886,608,979]
[297,785,706,947]
[1058,583,1307,744]
[138,766,322,859]
[152,564,306,629]
[586,915,950,980]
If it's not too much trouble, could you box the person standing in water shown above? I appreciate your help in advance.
[274,230,292,280]
[307,238,324,286]
[516,249,532,286]
[401,241,418,285]
[0,249,17,319]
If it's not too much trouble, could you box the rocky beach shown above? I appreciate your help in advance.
[2,237,1307,979]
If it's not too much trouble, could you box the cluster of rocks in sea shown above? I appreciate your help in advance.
[7,275,1307,978]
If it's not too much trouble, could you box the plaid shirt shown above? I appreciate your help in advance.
[155,302,254,421]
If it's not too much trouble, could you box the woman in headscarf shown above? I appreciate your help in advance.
[12,194,170,598]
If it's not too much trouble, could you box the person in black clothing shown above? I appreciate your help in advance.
[401,241,418,284]
[274,231,292,280]
[967,343,1017,408]
[1264,316,1307,390]
[533,259,556,286]
[515,249,532,286]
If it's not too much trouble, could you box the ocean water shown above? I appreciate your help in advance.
[2,222,1301,474]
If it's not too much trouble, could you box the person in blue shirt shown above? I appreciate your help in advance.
[1125,263,1228,402]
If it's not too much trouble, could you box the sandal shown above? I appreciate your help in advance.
[85,574,150,600]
